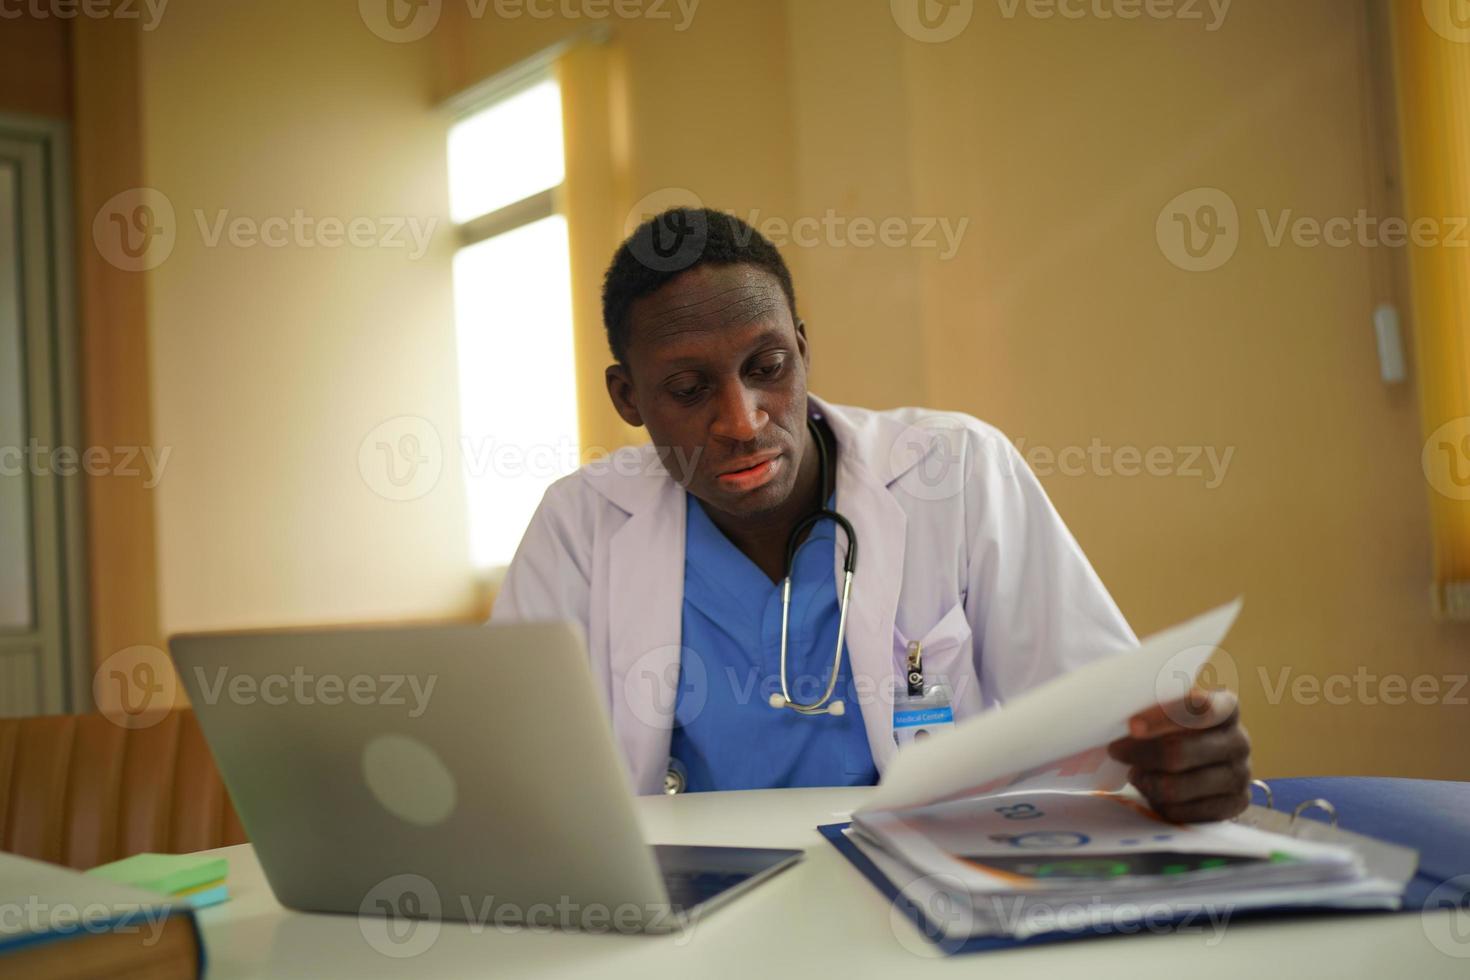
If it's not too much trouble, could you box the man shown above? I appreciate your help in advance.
[493,207,1251,822]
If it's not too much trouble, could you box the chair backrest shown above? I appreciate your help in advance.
[0,709,247,869]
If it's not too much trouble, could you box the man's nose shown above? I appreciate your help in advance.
[709,383,766,443]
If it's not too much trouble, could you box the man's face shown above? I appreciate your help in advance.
[606,263,811,521]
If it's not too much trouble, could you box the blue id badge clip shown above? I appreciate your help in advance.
[892,640,954,746]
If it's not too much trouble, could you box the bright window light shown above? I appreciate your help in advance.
[453,215,579,569]
[448,80,566,224]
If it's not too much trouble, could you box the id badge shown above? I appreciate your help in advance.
[893,641,954,747]
[893,683,955,746]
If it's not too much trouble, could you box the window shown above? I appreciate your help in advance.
[447,76,579,570]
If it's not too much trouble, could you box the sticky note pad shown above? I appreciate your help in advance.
[88,853,229,896]
[172,877,226,899]
[182,883,230,909]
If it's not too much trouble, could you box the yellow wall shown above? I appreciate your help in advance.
[886,0,1467,780]
[126,0,1465,777]
[139,0,478,633]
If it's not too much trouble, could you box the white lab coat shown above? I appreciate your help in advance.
[492,395,1138,794]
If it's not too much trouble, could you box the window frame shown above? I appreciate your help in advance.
[448,67,565,248]
[445,68,579,571]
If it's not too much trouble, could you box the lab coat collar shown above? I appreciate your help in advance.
[807,393,942,488]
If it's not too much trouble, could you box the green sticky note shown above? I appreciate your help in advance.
[87,853,228,896]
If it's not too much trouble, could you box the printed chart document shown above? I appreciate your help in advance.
[843,600,1416,943]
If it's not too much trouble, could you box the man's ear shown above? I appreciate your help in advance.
[605,363,645,428]
[795,317,811,371]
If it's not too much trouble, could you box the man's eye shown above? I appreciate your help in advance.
[751,357,786,380]
[670,385,705,402]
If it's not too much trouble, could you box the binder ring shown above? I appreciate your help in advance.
[1249,779,1274,810]
[1290,798,1338,828]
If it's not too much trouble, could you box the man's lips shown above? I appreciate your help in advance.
[718,451,781,476]
[715,452,783,491]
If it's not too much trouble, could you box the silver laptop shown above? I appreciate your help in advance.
[169,622,802,934]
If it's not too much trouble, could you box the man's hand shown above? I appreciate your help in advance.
[1106,688,1251,823]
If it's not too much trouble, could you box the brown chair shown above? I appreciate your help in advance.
[0,709,247,870]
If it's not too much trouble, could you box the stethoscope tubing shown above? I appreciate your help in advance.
[771,417,857,716]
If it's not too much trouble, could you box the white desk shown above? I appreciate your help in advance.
[194,787,1467,978]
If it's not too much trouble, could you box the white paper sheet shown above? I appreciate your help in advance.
[859,599,1243,814]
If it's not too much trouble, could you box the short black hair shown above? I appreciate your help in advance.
[600,207,798,364]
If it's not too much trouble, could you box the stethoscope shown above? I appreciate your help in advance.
[765,416,858,718]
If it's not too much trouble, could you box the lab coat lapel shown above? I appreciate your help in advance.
[596,450,686,795]
[835,457,906,773]
[815,396,921,775]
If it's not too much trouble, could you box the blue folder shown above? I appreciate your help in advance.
[819,776,1470,955]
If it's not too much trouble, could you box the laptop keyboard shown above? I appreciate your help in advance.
[660,870,753,912]
[651,843,803,915]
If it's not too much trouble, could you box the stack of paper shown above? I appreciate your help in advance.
[844,601,1416,944]
[851,790,1408,942]
[88,854,230,910]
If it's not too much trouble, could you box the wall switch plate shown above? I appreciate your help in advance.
[1373,303,1407,384]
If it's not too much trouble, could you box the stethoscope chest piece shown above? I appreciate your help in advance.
[664,760,687,795]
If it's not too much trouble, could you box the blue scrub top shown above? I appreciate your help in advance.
[668,491,878,792]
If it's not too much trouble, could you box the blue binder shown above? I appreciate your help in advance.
[819,776,1470,955]
[1260,777,1470,910]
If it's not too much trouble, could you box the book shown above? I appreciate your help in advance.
[0,852,204,980]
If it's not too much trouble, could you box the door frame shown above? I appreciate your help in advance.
[0,111,89,715]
